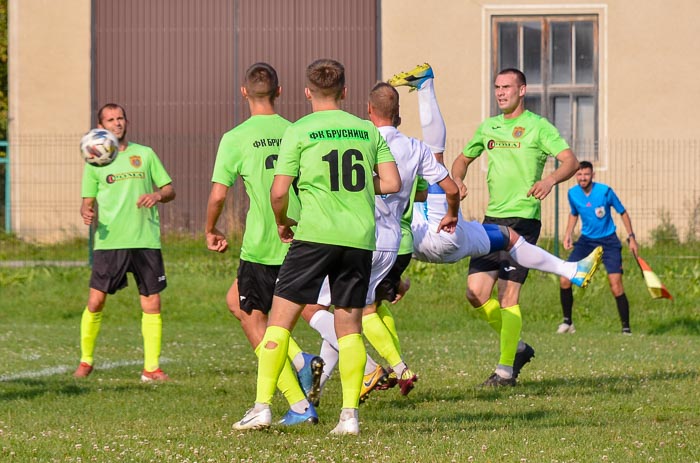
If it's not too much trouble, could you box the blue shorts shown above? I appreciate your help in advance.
[567,233,623,275]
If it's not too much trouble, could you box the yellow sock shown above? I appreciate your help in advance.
[255,325,290,405]
[255,342,305,406]
[338,333,365,409]
[362,312,402,366]
[79,307,102,365]
[141,312,162,372]
[499,305,522,367]
[473,298,502,333]
[376,303,401,355]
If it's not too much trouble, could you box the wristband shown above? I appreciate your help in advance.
[627,233,636,242]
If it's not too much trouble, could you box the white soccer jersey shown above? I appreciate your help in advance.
[374,126,449,252]
[412,194,491,263]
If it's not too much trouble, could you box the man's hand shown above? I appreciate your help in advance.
[527,177,556,200]
[206,228,228,253]
[563,234,573,250]
[436,214,458,234]
[81,204,95,225]
[454,178,468,200]
[277,217,298,243]
[136,192,162,208]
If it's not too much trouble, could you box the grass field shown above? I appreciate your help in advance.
[1,236,699,462]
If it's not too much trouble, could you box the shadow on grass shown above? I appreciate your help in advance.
[646,316,700,335]
[0,378,175,402]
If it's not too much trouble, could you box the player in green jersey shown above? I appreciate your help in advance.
[233,59,401,435]
[74,103,175,382]
[451,68,580,387]
[205,63,322,427]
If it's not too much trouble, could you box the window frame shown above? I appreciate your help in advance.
[491,14,600,160]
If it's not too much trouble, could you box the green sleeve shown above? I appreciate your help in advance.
[536,118,570,157]
[211,134,241,186]
[462,122,486,158]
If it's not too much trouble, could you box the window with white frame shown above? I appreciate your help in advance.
[492,15,599,160]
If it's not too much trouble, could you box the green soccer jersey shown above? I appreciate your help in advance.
[462,110,569,220]
[212,114,299,265]
[81,142,172,250]
[275,110,395,251]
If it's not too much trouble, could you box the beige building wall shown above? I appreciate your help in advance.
[381,0,700,242]
[8,0,91,242]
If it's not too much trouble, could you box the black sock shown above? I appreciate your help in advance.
[616,293,630,328]
[560,287,574,324]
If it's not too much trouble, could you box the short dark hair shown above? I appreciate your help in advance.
[579,160,594,170]
[369,82,400,126]
[97,103,127,125]
[306,59,345,99]
[244,62,279,100]
[497,68,527,86]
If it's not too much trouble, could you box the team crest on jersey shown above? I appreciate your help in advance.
[512,126,526,138]
[130,156,142,168]
[595,206,606,218]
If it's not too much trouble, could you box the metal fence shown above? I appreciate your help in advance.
[1,135,698,261]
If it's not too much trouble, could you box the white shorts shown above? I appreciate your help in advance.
[412,194,491,263]
[317,249,397,306]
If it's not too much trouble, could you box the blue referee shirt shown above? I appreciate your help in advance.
[568,182,626,239]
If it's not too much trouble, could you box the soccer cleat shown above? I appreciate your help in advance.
[622,327,632,335]
[481,372,516,387]
[233,406,272,431]
[398,367,418,396]
[512,343,536,379]
[570,246,603,288]
[375,367,398,391]
[73,362,94,378]
[140,368,170,382]
[359,365,388,403]
[557,322,576,334]
[329,410,360,436]
[277,403,319,426]
[387,63,434,92]
[297,353,324,406]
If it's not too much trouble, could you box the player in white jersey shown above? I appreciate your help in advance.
[390,63,602,385]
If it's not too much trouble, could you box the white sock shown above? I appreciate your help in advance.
[309,310,339,349]
[291,353,305,372]
[509,236,577,279]
[391,361,408,376]
[495,365,513,379]
[364,354,378,375]
[290,398,310,414]
[417,78,446,154]
[319,339,338,386]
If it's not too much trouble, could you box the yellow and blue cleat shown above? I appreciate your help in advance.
[387,63,434,91]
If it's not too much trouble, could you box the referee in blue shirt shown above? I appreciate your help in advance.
[558,161,638,334]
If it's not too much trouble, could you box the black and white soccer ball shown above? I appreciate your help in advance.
[80,128,120,166]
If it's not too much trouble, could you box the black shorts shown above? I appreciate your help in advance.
[468,216,541,284]
[90,249,167,296]
[274,240,373,308]
[237,259,281,314]
[375,252,412,303]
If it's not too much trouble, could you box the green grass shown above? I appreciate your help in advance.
[1,239,698,462]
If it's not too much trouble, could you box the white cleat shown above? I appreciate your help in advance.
[330,409,360,436]
[556,322,576,334]
[232,405,272,431]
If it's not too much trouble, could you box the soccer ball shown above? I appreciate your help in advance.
[80,128,120,166]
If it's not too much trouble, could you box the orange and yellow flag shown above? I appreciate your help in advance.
[633,251,673,300]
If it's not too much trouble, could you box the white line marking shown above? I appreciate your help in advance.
[0,358,171,382]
